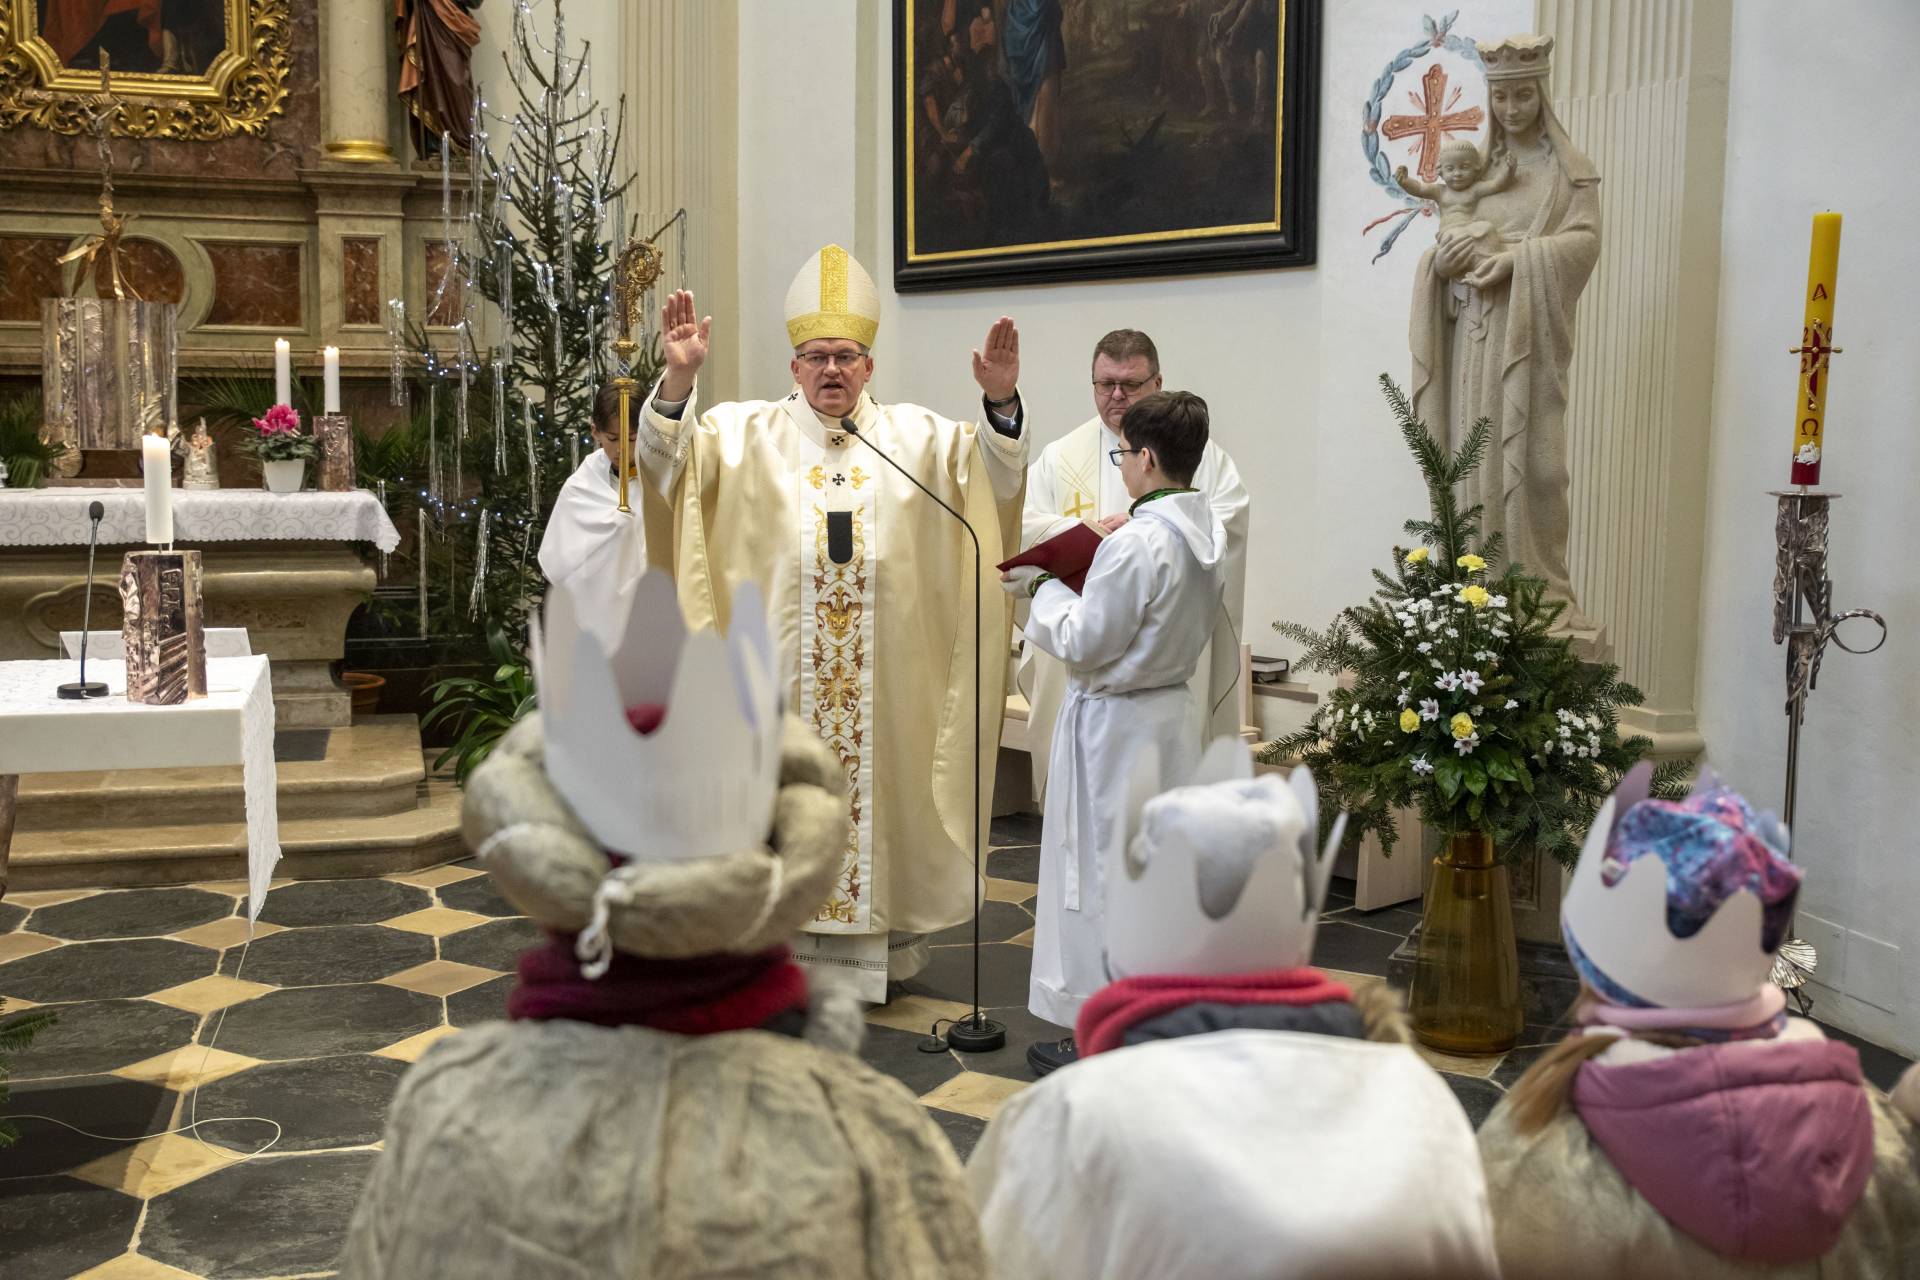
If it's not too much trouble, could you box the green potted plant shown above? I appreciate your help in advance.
[1,1007,57,1149]
[0,391,67,489]
[421,626,536,785]
[1261,378,1687,1053]
[245,403,318,493]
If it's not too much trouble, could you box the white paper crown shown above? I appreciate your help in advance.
[1104,738,1349,980]
[1561,763,1786,1008]
[1479,33,1554,83]
[530,569,784,862]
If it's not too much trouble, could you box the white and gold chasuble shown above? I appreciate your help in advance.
[638,386,1027,998]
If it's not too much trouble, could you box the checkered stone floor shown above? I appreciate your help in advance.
[3,812,1911,1279]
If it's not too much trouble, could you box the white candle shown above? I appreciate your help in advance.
[323,346,341,413]
[142,433,172,545]
[274,339,291,406]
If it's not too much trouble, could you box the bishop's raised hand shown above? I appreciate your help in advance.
[659,289,711,402]
[971,315,1020,405]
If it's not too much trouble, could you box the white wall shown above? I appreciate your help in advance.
[1697,0,1920,1054]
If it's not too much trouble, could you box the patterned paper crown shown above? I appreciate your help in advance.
[1104,738,1348,979]
[1562,763,1802,1010]
[1478,33,1554,83]
[530,569,784,863]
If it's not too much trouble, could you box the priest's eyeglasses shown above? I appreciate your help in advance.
[1093,377,1153,398]
[797,350,869,370]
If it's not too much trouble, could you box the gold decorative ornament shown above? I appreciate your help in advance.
[56,57,140,299]
[604,214,678,514]
[0,0,292,141]
[325,138,398,164]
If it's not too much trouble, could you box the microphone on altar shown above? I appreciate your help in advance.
[838,416,1007,1054]
[57,500,110,700]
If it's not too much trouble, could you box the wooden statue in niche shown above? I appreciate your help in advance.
[395,0,483,155]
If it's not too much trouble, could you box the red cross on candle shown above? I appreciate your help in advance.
[1381,64,1485,181]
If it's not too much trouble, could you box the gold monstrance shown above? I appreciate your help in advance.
[608,231,665,513]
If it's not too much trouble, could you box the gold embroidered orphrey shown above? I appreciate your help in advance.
[0,0,292,140]
[809,502,869,926]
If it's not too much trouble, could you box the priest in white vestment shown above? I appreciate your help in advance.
[635,245,1030,1000]
[535,384,648,647]
[1017,329,1250,804]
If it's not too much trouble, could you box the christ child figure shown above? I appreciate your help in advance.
[1397,138,1517,248]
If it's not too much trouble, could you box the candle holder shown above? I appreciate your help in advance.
[120,549,207,705]
[1767,488,1887,1008]
[316,412,356,493]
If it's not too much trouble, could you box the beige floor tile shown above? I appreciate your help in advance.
[113,1045,261,1091]
[379,959,499,997]
[0,931,60,963]
[984,877,1035,904]
[382,907,490,937]
[1006,927,1034,948]
[4,888,96,908]
[866,994,974,1035]
[918,1071,1029,1121]
[73,1132,234,1198]
[192,880,251,898]
[386,864,484,890]
[1,996,40,1015]
[168,917,284,951]
[1321,967,1389,993]
[374,1024,460,1063]
[69,1252,205,1279]
[148,975,275,1015]
[1413,1041,1502,1079]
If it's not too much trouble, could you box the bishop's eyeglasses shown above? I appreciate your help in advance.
[797,350,869,370]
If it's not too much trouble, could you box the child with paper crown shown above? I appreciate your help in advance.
[339,572,985,1278]
[1478,763,1920,1279]
[1002,389,1228,1074]
[966,739,1502,1279]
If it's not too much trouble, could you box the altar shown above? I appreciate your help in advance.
[0,487,400,730]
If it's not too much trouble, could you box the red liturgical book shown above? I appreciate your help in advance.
[998,519,1111,593]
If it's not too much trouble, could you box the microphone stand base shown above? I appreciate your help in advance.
[57,681,110,700]
[946,1012,1008,1053]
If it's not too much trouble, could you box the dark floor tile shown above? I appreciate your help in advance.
[29,887,233,942]
[437,874,520,918]
[142,1148,379,1279]
[212,983,442,1061]
[905,941,1033,1010]
[860,1023,965,1098]
[1817,1019,1916,1093]
[221,923,435,987]
[0,1176,141,1277]
[447,974,514,1028]
[991,813,1043,846]
[955,1003,1063,1083]
[929,900,1033,948]
[439,916,544,973]
[1491,1024,1567,1089]
[1325,875,1358,909]
[275,728,332,763]
[0,1076,177,1177]
[1444,1073,1506,1130]
[1309,920,1404,978]
[253,878,432,928]
[193,1054,409,1153]
[985,845,1040,884]
[0,901,27,933]
[6,999,198,1081]
[1345,901,1423,941]
[0,937,216,1003]
[926,1106,988,1160]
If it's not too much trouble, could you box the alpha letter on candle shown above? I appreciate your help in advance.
[1791,212,1842,486]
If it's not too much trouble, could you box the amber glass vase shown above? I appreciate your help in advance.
[1407,831,1523,1055]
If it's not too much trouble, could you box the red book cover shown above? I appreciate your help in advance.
[998,519,1110,593]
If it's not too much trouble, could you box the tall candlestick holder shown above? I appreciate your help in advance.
[1768,487,1886,1008]
[120,548,207,705]
[316,412,356,493]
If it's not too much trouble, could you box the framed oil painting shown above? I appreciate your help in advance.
[894,0,1319,292]
[0,0,291,139]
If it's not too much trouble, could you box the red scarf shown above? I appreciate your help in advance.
[508,936,809,1036]
[1076,968,1353,1058]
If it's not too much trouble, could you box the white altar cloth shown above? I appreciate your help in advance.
[0,487,401,552]
[0,655,281,919]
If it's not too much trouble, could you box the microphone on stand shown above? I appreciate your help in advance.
[58,500,110,700]
[840,416,1007,1053]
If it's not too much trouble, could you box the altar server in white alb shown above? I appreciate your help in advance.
[1017,329,1249,804]
[635,245,1030,1000]
[1004,390,1225,1071]
[535,383,647,646]
[968,741,1501,1279]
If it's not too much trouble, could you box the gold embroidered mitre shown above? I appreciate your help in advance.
[785,244,880,349]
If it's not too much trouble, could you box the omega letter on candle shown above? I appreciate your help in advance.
[1791,212,1842,486]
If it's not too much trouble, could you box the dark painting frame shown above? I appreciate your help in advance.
[894,0,1319,292]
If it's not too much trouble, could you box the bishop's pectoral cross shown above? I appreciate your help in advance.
[1064,491,1093,519]
[1381,63,1484,181]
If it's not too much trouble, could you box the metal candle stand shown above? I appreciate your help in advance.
[1768,488,1887,1009]
[316,413,357,493]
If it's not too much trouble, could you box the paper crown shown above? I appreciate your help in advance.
[529,569,783,863]
[785,244,880,349]
[1104,737,1348,979]
[1562,763,1802,1010]
[1478,33,1554,83]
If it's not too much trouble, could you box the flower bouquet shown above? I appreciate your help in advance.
[245,403,317,493]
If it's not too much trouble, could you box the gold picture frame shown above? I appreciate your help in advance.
[0,0,291,140]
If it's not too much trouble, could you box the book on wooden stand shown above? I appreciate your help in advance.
[997,518,1110,593]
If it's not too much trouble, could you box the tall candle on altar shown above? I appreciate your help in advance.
[274,339,292,407]
[323,346,341,413]
[1791,212,1842,486]
[141,432,172,544]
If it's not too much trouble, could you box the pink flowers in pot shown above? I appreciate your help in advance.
[247,403,318,463]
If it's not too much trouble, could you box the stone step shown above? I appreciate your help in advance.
[13,715,427,831]
[6,771,465,892]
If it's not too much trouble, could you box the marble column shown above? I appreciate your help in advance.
[325,0,397,164]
